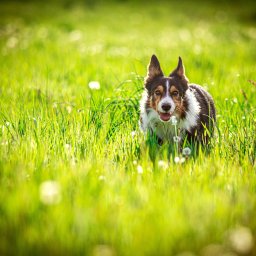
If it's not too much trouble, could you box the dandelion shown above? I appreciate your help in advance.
[170,116,178,126]
[65,143,71,150]
[92,244,115,256]
[133,160,138,165]
[1,141,8,146]
[174,156,180,164]
[229,226,253,254]
[88,81,100,90]
[173,136,181,143]
[64,143,72,155]
[131,131,136,138]
[69,30,82,42]
[6,37,18,48]
[66,105,72,114]
[158,160,168,170]
[182,147,191,156]
[5,121,10,127]
[137,165,143,174]
[99,175,106,181]
[39,180,61,205]
[174,156,186,164]
[180,157,186,163]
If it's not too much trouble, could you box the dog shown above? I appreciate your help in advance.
[140,55,216,147]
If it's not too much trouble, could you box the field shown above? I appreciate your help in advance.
[0,0,256,255]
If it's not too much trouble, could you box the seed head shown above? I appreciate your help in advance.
[182,147,191,156]
[173,136,181,143]
[88,81,100,90]
[170,116,178,126]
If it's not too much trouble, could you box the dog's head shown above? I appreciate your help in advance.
[144,55,189,122]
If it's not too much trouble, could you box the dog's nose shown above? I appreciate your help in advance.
[162,103,171,112]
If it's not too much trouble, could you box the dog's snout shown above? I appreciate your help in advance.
[162,103,171,112]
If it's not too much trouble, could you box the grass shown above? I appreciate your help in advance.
[0,0,256,255]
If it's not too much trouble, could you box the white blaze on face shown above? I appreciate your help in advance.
[157,79,176,114]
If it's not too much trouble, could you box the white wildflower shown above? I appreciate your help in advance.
[39,181,61,205]
[137,165,143,174]
[92,244,115,256]
[180,157,186,163]
[170,116,178,125]
[174,156,186,164]
[6,37,18,48]
[88,81,100,90]
[65,143,71,150]
[182,147,192,156]
[66,105,72,114]
[131,131,136,138]
[69,30,82,42]
[173,136,181,143]
[233,98,238,104]
[64,143,72,155]
[158,160,168,170]
[99,175,106,181]
[229,227,253,254]
[174,156,180,164]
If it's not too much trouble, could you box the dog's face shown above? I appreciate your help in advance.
[144,55,189,122]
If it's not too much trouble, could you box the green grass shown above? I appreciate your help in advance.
[0,0,256,255]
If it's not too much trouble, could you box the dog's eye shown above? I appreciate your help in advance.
[155,90,161,96]
[172,91,179,97]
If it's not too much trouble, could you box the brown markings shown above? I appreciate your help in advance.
[170,85,186,118]
[148,85,164,111]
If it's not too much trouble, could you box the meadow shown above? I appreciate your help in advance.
[0,0,256,255]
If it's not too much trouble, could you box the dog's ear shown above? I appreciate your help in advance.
[145,55,164,85]
[169,57,188,82]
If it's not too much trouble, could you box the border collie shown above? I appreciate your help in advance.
[140,55,216,146]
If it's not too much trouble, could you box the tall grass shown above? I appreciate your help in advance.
[0,0,256,255]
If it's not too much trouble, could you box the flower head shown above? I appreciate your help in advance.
[88,81,100,90]
[158,160,168,170]
[137,165,143,174]
[99,175,106,181]
[131,131,137,138]
[173,136,181,143]
[170,116,178,126]
[174,156,180,163]
[182,147,192,156]
[39,181,61,205]
[229,227,253,254]
[174,156,186,164]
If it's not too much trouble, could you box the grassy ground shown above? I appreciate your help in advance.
[0,0,256,255]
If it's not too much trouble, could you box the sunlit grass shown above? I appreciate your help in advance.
[0,0,256,255]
